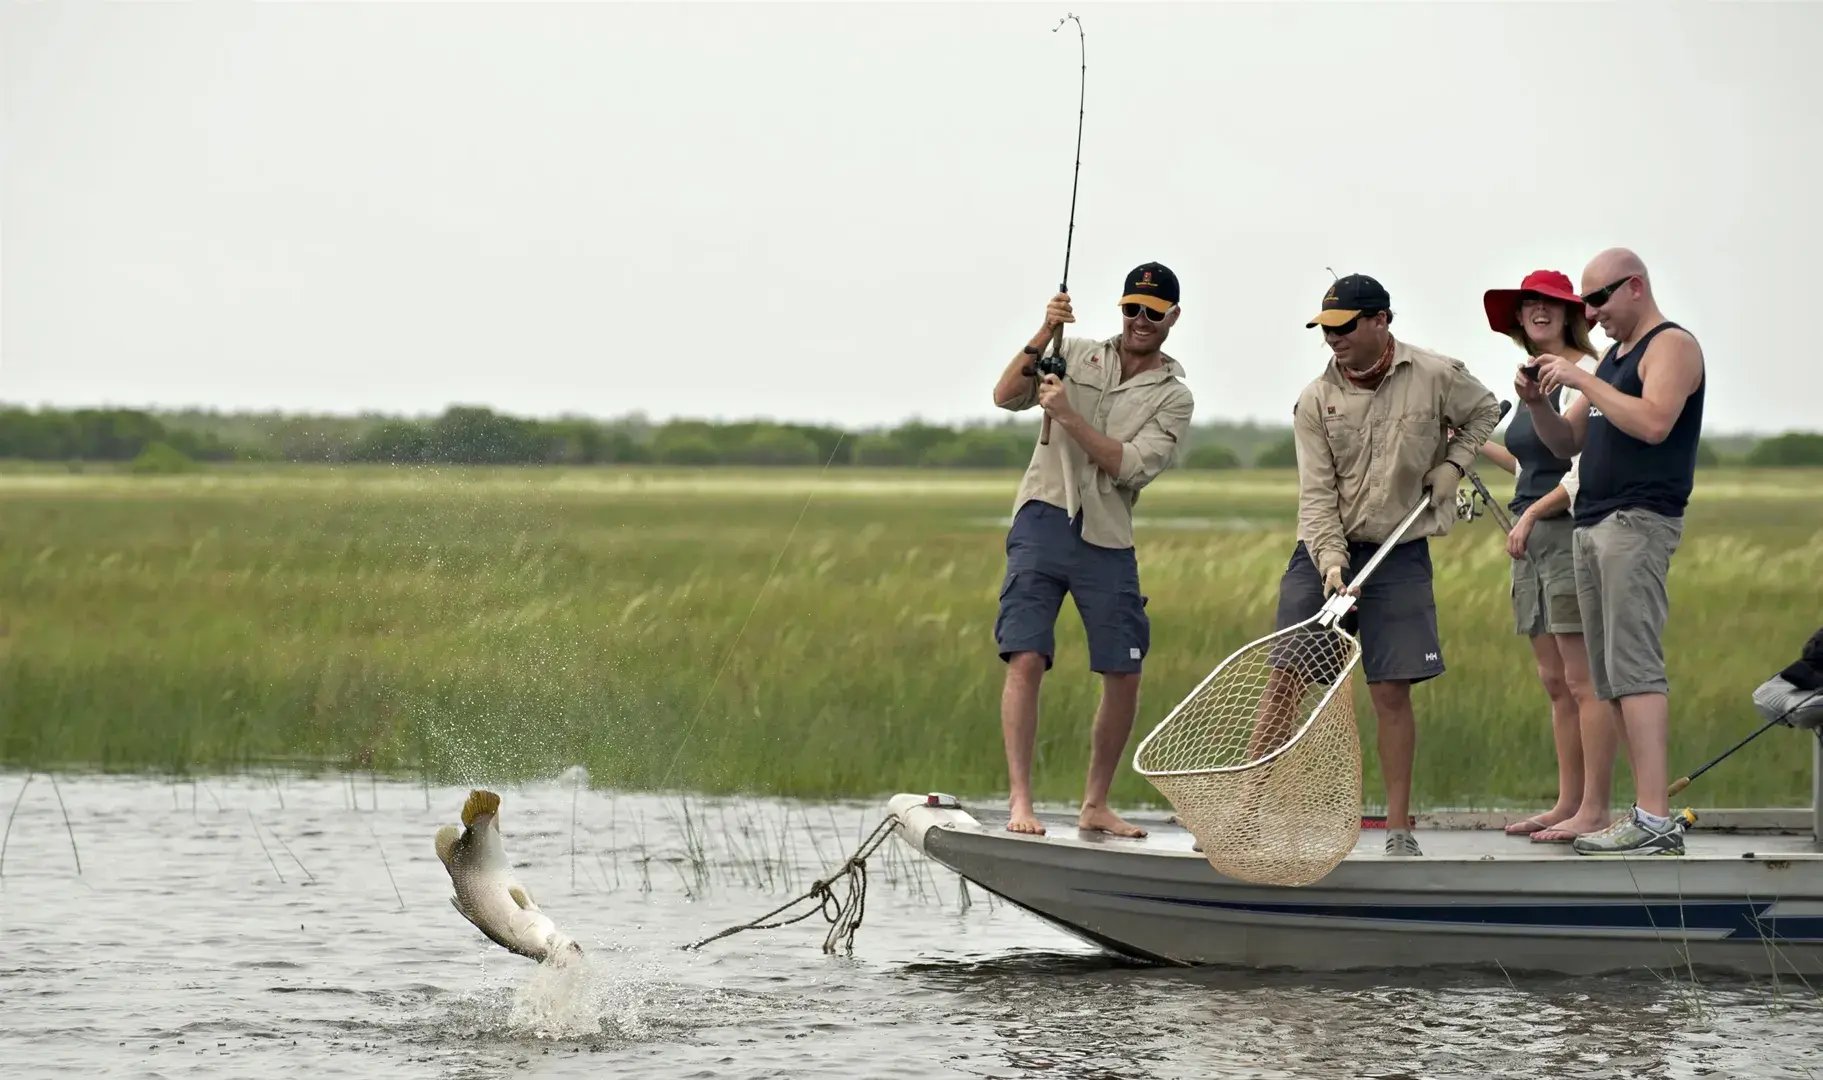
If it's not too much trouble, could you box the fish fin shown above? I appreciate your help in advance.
[508,884,539,911]
[433,825,460,867]
[451,894,526,957]
[461,789,500,828]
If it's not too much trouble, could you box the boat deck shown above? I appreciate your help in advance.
[950,804,1823,863]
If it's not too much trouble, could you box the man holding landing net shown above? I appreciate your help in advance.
[1264,274,1502,857]
[990,263,1196,838]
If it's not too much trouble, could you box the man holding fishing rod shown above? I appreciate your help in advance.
[989,263,1195,837]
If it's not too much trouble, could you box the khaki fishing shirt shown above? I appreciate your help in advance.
[1292,338,1501,576]
[1000,335,1195,550]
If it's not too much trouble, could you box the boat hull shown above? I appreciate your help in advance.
[889,794,1823,978]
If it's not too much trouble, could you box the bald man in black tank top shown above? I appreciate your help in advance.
[1520,248,1706,857]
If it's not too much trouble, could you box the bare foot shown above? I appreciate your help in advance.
[1007,801,1046,835]
[1079,804,1147,838]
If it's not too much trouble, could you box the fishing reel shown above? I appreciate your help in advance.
[1022,349,1067,380]
[1456,470,1518,539]
[1022,345,1068,446]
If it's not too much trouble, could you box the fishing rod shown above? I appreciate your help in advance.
[1668,688,1823,796]
[1028,12,1085,447]
[1459,400,1518,535]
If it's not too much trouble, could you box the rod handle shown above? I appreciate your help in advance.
[1038,322,1063,446]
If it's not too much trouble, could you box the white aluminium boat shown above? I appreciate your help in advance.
[888,678,1823,978]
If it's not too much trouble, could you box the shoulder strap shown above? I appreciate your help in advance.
[1630,320,1683,355]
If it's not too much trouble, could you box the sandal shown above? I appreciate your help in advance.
[1503,814,1552,836]
[1529,827,1579,844]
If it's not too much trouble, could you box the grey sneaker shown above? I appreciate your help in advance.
[1577,815,1632,842]
[1386,830,1423,857]
[1572,807,1684,856]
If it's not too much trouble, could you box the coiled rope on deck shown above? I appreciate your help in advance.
[682,816,898,956]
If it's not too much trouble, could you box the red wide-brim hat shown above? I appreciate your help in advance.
[1483,269,1583,334]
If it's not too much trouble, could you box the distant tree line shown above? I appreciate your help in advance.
[0,407,240,463]
[0,404,1808,470]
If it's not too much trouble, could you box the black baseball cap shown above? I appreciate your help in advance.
[1306,273,1391,328]
[1121,262,1179,314]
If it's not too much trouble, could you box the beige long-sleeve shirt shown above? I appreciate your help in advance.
[1292,338,1501,576]
[999,335,1194,550]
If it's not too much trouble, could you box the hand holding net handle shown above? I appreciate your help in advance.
[1318,492,1433,628]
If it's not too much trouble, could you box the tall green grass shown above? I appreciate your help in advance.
[1,464,1818,812]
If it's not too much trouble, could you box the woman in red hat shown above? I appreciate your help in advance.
[1477,270,1612,844]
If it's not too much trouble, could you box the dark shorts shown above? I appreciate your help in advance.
[995,500,1149,674]
[1273,539,1444,685]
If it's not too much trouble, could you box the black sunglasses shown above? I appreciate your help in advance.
[1322,312,1376,336]
[1120,302,1170,323]
[1582,276,1634,309]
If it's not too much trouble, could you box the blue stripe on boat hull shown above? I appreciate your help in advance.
[1079,890,1823,943]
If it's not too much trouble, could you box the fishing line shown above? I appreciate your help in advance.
[656,434,847,789]
[660,12,1075,785]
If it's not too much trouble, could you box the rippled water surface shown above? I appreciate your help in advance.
[4,772,1821,1079]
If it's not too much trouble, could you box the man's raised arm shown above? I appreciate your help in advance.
[995,293,1074,409]
[1566,331,1703,446]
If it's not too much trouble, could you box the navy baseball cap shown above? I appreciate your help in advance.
[1120,262,1180,313]
[1307,274,1391,328]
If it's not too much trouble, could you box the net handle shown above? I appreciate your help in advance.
[1316,491,1433,628]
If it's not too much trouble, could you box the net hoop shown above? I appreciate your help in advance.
[1132,611,1355,780]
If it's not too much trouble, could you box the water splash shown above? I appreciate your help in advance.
[505,953,606,1040]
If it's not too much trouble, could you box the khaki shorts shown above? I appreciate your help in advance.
[1572,508,1685,701]
[1512,513,1582,636]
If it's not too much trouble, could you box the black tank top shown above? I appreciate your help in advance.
[1572,321,1705,528]
[1504,383,1573,517]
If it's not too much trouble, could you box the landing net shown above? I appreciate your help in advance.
[1133,618,1363,887]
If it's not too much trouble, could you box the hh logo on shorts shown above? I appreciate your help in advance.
[1425,652,1439,662]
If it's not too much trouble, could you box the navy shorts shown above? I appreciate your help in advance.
[1273,539,1444,685]
[995,501,1150,674]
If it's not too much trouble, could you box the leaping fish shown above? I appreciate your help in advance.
[434,789,582,964]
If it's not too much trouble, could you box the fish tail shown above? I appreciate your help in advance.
[461,789,500,826]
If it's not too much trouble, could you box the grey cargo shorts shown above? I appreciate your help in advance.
[1572,507,1684,700]
[1513,512,1583,637]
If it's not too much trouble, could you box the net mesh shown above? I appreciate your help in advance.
[1134,619,1364,887]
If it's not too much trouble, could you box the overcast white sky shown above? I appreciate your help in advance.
[3,1,1817,434]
